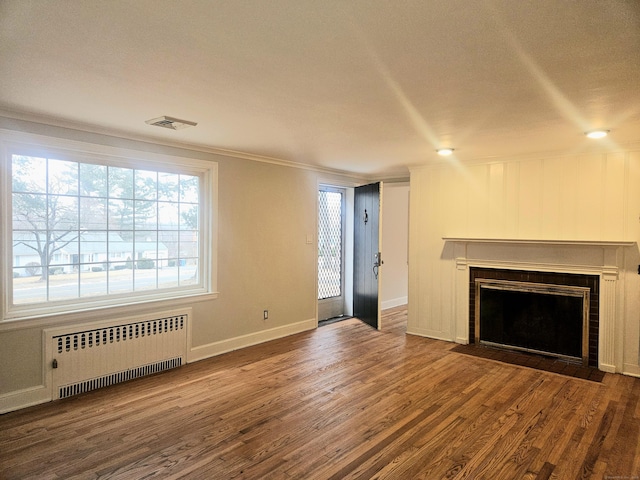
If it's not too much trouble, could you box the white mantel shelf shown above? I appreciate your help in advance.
[442,237,636,247]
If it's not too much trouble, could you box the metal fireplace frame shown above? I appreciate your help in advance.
[475,278,590,366]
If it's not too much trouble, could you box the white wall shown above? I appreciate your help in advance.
[381,183,409,309]
[408,150,640,376]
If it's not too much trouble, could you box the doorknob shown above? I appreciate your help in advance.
[373,252,383,279]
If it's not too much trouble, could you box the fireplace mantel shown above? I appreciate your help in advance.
[443,237,635,248]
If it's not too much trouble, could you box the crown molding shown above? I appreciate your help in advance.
[0,109,371,182]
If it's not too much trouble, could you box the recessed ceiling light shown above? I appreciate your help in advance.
[585,130,609,139]
[146,116,197,130]
[437,148,454,156]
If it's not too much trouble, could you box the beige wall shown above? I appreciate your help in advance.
[0,117,366,410]
[381,183,409,309]
[408,150,640,376]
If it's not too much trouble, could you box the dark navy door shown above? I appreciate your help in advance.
[353,182,382,329]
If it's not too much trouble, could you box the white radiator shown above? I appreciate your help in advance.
[45,312,188,400]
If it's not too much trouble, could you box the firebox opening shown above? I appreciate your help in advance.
[475,279,589,365]
[468,268,600,368]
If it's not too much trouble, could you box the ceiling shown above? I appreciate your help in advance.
[1,1,639,179]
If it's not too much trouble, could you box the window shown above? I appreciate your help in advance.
[1,132,217,321]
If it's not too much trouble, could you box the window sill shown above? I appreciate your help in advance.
[0,291,219,331]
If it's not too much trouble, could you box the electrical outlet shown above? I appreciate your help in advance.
[263,310,269,320]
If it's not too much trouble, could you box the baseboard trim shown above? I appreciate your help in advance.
[0,385,51,414]
[623,363,640,378]
[381,297,408,310]
[188,318,317,363]
[406,327,454,342]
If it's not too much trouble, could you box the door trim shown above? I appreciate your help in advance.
[316,181,355,324]
[318,185,347,321]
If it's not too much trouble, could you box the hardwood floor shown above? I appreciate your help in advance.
[1,306,639,479]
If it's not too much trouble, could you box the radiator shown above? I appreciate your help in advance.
[45,312,188,400]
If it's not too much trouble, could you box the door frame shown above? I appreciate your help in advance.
[317,185,348,321]
[316,179,356,324]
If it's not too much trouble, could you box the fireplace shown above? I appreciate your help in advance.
[443,237,633,374]
[469,268,599,367]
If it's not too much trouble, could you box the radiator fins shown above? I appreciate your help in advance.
[54,315,186,354]
[58,357,182,399]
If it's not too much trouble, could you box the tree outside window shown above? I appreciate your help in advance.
[11,154,201,306]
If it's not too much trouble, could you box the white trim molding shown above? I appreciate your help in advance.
[0,385,50,414]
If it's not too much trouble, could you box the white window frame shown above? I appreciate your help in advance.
[0,130,218,323]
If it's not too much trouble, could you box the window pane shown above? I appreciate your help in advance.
[80,233,106,264]
[108,232,131,268]
[158,265,179,289]
[180,175,199,203]
[158,232,178,261]
[12,155,46,193]
[109,167,133,199]
[50,195,78,231]
[13,233,39,267]
[109,267,133,294]
[78,163,108,197]
[134,261,157,291]
[13,193,47,230]
[135,170,157,200]
[135,200,157,228]
[80,269,107,297]
[48,159,78,195]
[79,163,107,197]
[135,231,157,261]
[180,204,198,230]
[180,259,198,286]
[13,268,47,304]
[80,197,107,230]
[61,238,79,268]
[109,199,134,230]
[179,234,198,259]
[158,172,179,201]
[49,271,79,301]
[158,202,179,229]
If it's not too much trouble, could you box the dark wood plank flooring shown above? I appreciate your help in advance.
[1,306,639,479]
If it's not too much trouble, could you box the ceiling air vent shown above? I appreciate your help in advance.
[145,116,197,130]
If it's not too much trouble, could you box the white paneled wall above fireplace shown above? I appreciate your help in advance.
[408,150,640,377]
